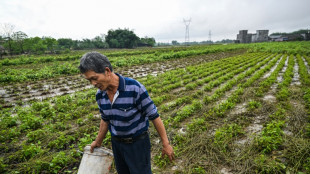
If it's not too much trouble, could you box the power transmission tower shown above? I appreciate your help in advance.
[209,30,212,43]
[183,18,191,45]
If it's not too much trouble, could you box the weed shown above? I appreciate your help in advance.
[26,129,47,142]
[49,151,71,174]
[21,143,43,161]
[256,120,285,154]
[214,123,244,152]
[48,133,75,150]
[277,88,290,101]
[78,133,95,151]
[153,154,170,168]
[254,154,286,173]
[247,100,262,111]
[0,157,7,173]
[187,118,208,132]
[305,124,310,137]
[192,166,205,174]
[304,157,310,172]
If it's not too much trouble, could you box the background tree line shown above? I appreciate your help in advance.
[0,24,156,58]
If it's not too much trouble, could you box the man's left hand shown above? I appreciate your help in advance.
[162,144,175,162]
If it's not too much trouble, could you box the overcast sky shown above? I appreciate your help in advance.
[1,0,309,43]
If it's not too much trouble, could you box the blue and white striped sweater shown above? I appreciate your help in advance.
[96,73,159,138]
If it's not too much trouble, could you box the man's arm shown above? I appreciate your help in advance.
[151,117,175,161]
[90,119,109,153]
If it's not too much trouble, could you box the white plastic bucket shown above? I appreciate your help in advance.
[77,145,114,174]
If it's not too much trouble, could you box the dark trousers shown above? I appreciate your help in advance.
[111,134,152,174]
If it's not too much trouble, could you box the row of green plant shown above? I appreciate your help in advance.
[3,41,310,68]
[0,62,80,83]
[160,53,286,172]
[248,41,310,55]
[154,53,264,113]
[0,88,116,173]
[0,52,269,173]
[252,55,298,173]
[168,53,310,173]
[164,53,277,126]
[148,53,267,107]
[2,49,310,173]
[154,55,277,170]
[296,55,310,172]
[0,44,246,67]
[0,45,246,84]
[256,55,294,153]
[151,54,258,106]
[297,55,310,137]
[148,53,263,96]
[255,54,288,96]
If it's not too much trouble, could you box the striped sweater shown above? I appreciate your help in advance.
[96,73,159,138]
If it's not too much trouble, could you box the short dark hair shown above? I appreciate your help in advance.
[78,52,113,74]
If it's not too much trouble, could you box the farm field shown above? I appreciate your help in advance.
[1,42,310,173]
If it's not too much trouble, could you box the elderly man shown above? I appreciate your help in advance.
[78,52,174,174]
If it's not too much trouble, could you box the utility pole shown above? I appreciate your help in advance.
[183,18,191,46]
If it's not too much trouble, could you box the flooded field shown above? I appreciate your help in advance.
[1,43,310,173]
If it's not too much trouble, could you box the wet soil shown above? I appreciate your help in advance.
[0,50,245,108]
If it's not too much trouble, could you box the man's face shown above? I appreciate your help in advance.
[83,70,110,91]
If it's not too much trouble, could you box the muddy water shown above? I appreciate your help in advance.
[230,102,247,115]
[270,56,289,90]
[291,57,301,85]
[263,94,276,102]
[235,115,264,146]
[302,57,310,74]
[263,56,283,78]
[277,56,289,83]
[0,51,244,108]
[214,55,274,106]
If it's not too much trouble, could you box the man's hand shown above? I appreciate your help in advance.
[90,120,109,153]
[162,143,175,162]
[90,141,101,153]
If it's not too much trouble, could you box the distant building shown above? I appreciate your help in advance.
[269,35,288,42]
[237,30,251,43]
[236,30,269,43]
[269,33,308,42]
[301,33,310,40]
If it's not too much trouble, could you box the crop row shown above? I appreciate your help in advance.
[163,53,277,126]
[0,52,269,173]
[147,53,264,96]
[0,44,247,67]
[247,41,310,55]
[1,52,310,173]
[145,53,269,106]
[297,55,310,138]
[0,88,103,173]
[0,45,247,84]
[163,54,310,173]
[160,53,285,172]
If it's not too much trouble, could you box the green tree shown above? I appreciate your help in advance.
[105,28,139,48]
[12,31,28,54]
[57,38,73,49]
[23,37,47,54]
[171,40,179,45]
[139,36,156,47]
[80,39,95,49]
[42,37,58,53]
[92,36,108,48]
